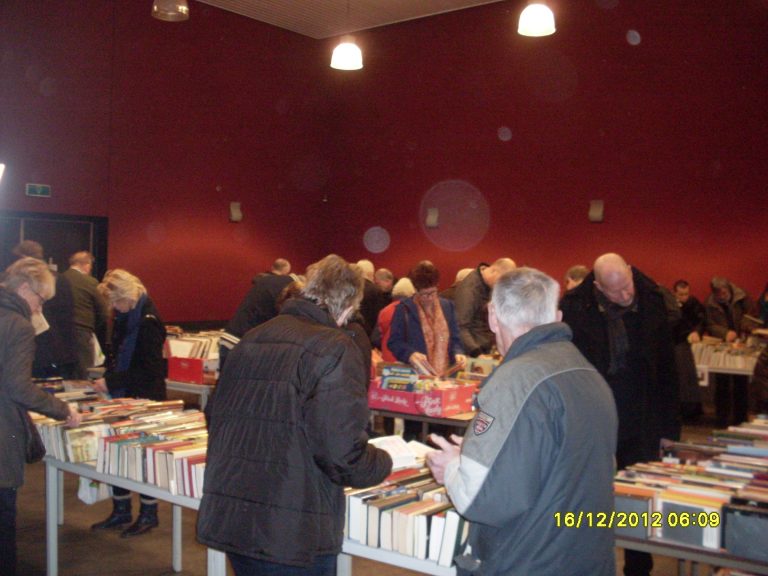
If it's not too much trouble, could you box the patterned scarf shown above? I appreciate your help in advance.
[415,295,450,375]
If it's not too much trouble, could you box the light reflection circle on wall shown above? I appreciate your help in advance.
[497,126,513,142]
[363,226,391,254]
[419,180,490,252]
[626,30,641,46]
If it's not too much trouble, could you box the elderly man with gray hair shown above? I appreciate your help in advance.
[427,267,617,576]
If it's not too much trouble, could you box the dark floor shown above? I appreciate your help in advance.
[15,415,723,575]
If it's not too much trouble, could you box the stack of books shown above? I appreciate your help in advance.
[32,398,209,498]
[344,466,468,567]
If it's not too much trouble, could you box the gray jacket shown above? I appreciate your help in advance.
[704,283,755,339]
[0,287,70,488]
[444,322,618,576]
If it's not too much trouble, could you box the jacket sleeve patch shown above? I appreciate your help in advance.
[473,411,495,436]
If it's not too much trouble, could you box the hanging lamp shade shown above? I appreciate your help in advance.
[152,0,189,22]
[518,3,556,37]
[330,39,363,70]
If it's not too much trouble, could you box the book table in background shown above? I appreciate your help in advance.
[615,536,768,576]
[165,378,216,410]
[369,409,475,441]
[44,456,227,576]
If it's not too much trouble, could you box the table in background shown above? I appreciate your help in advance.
[616,536,768,575]
[165,379,215,410]
[370,409,475,440]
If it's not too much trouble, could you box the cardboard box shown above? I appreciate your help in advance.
[368,378,475,417]
[167,357,212,384]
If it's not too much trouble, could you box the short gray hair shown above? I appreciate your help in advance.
[1,257,56,300]
[491,267,560,332]
[303,255,364,323]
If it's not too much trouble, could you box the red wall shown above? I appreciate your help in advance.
[323,1,768,300]
[1,0,766,321]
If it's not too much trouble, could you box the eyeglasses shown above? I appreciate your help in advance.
[418,288,438,298]
[30,287,46,307]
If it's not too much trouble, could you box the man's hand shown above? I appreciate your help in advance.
[426,433,463,484]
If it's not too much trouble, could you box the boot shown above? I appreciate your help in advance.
[91,493,132,531]
[121,500,158,538]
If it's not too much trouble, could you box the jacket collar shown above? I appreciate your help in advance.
[280,297,338,329]
[0,286,32,319]
[502,322,573,362]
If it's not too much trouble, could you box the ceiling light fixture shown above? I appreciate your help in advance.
[330,1,362,71]
[151,0,189,22]
[518,3,556,37]
[331,37,363,70]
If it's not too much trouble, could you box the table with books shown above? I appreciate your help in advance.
[692,340,764,383]
[368,359,498,441]
[614,417,768,575]
[165,378,216,410]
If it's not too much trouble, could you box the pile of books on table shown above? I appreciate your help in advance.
[31,397,208,498]
[615,417,768,563]
[691,341,763,372]
[345,465,467,567]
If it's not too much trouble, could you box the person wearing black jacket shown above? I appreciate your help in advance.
[560,253,679,576]
[90,269,167,538]
[198,254,392,575]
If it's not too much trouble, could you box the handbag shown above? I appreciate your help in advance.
[21,408,47,463]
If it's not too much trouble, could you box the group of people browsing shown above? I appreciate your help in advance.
[2,247,764,576]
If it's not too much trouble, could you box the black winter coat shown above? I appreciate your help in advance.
[560,268,680,460]
[197,298,392,567]
[104,297,167,401]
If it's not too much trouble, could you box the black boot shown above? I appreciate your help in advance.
[121,500,158,538]
[91,493,132,531]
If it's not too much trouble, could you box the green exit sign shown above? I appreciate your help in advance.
[26,183,52,197]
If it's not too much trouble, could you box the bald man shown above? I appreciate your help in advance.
[454,258,517,357]
[560,253,679,576]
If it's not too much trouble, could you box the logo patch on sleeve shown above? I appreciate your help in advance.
[473,411,495,435]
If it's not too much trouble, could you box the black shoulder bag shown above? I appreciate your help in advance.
[20,408,46,463]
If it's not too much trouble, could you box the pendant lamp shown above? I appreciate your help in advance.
[152,0,189,22]
[518,3,556,37]
[331,37,363,70]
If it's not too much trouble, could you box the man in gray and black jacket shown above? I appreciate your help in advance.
[427,267,618,576]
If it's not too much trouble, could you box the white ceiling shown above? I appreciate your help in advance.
[195,0,507,39]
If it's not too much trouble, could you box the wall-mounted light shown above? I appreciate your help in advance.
[331,37,363,70]
[518,3,556,37]
[229,202,243,222]
[152,0,189,22]
[0,163,5,185]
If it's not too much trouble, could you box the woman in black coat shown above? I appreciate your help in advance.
[91,269,167,538]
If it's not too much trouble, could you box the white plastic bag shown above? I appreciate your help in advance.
[77,477,111,505]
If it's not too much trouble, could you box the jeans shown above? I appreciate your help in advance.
[228,552,337,576]
[0,487,18,576]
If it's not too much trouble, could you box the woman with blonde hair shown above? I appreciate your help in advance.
[90,269,167,537]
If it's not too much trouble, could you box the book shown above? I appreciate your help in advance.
[438,508,467,567]
[428,510,448,562]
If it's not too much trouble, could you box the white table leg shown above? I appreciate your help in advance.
[172,504,182,571]
[46,460,59,576]
[207,548,227,576]
[57,469,64,524]
[337,552,352,576]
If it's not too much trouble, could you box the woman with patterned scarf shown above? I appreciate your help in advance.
[389,261,466,376]
[90,269,167,538]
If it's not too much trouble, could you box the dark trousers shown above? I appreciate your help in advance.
[0,488,17,576]
[715,374,749,426]
[228,553,337,576]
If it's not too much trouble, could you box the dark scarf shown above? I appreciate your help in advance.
[115,294,146,372]
[594,287,637,376]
